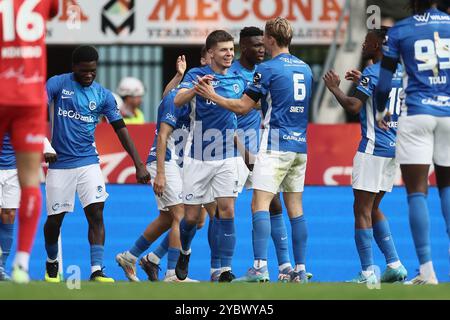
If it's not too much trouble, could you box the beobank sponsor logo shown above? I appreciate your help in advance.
[58,107,95,123]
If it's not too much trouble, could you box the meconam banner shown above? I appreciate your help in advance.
[40,123,437,186]
[46,0,347,45]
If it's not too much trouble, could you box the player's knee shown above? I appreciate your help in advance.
[196,220,206,230]
[1,209,16,223]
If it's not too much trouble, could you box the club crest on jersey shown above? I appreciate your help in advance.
[360,77,370,88]
[253,72,262,84]
[89,101,97,110]
[233,84,240,94]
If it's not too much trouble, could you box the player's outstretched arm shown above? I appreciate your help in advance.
[194,77,256,115]
[162,55,187,98]
[153,123,173,197]
[323,70,363,115]
[112,120,150,184]
[174,88,195,107]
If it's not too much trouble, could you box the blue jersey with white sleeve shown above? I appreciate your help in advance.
[356,62,403,158]
[179,65,245,161]
[229,60,262,155]
[383,8,450,117]
[246,53,313,153]
[0,134,16,170]
[46,73,123,169]
[146,89,191,166]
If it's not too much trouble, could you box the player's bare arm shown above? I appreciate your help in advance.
[174,87,196,107]
[43,137,57,164]
[194,76,256,115]
[162,55,187,98]
[153,123,173,197]
[112,121,150,184]
[323,70,363,115]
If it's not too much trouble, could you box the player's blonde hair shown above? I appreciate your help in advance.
[265,17,293,48]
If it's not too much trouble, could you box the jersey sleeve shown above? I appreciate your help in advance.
[160,95,178,128]
[46,76,60,106]
[382,25,401,60]
[245,63,271,101]
[179,68,199,90]
[49,0,60,19]
[355,66,377,98]
[102,90,123,123]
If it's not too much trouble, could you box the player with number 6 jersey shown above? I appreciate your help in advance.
[0,0,59,284]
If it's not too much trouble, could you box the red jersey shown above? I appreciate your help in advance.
[0,0,59,107]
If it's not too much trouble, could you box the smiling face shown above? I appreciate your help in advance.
[73,61,97,87]
[209,40,235,70]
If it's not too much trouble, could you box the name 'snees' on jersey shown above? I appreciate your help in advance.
[383,8,450,117]
[46,73,123,170]
[146,89,191,167]
[246,53,313,154]
[0,134,16,169]
[357,62,403,158]
[0,0,59,107]
[179,64,246,161]
[229,60,262,154]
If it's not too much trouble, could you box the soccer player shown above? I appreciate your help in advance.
[229,26,300,282]
[0,0,59,283]
[375,0,450,284]
[323,28,407,284]
[115,88,197,282]
[195,17,312,283]
[174,30,246,282]
[43,46,150,283]
[0,135,19,281]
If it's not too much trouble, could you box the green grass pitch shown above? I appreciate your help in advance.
[0,282,449,300]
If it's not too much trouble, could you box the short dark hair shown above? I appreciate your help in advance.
[72,45,99,64]
[409,0,438,13]
[239,27,263,42]
[205,30,234,51]
[200,45,208,58]
[369,26,390,42]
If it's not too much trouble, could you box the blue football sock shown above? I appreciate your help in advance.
[355,228,374,271]
[408,193,432,264]
[290,215,308,265]
[270,213,290,266]
[439,187,450,239]
[0,222,14,266]
[219,218,235,269]
[90,245,104,267]
[153,233,169,259]
[129,235,152,258]
[373,219,400,264]
[180,218,197,252]
[209,217,221,269]
[167,247,180,270]
[252,211,271,261]
[45,242,59,261]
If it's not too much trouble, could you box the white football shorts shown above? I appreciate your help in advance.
[0,169,20,209]
[147,160,183,211]
[352,152,397,193]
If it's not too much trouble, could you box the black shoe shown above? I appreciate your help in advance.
[45,261,59,280]
[90,268,115,282]
[218,270,236,282]
[139,256,160,281]
[175,252,190,281]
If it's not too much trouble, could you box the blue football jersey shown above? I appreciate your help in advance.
[383,8,450,116]
[146,89,191,167]
[179,65,246,161]
[246,53,313,153]
[46,73,123,169]
[0,134,16,170]
[356,62,403,158]
[229,60,262,155]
